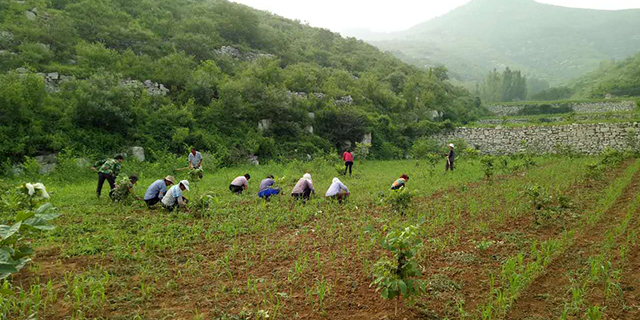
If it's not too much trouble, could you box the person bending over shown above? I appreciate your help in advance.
[291,173,315,203]
[91,154,124,198]
[391,174,409,190]
[258,175,280,201]
[143,175,175,208]
[230,174,250,194]
[162,180,190,212]
[326,177,350,204]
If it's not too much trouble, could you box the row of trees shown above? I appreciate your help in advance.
[0,0,485,168]
[476,67,528,103]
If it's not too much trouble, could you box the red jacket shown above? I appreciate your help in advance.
[343,152,353,162]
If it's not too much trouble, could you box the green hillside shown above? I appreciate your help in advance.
[571,52,640,99]
[0,0,483,166]
[369,0,640,84]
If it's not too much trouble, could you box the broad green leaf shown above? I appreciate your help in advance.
[0,263,19,275]
[0,248,11,263]
[36,213,62,221]
[15,211,35,223]
[13,245,34,260]
[0,222,22,240]
[23,217,54,231]
[381,288,389,299]
[398,280,408,295]
[34,203,53,215]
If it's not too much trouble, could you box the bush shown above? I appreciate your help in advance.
[410,137,440,159]
[372,225,425,315]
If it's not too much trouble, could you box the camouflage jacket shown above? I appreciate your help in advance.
[95,159,121,177]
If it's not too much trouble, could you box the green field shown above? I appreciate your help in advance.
[2,153,640,320]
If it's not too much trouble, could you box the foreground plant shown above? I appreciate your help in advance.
[371,225,425,315]
[1,183,60,279]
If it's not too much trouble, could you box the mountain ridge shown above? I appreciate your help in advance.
[364,0,640,84]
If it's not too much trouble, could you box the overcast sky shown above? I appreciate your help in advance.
[230,0,640,33]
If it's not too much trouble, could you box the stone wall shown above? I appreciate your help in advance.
[487,101,637,117]
[476,112,640,125]
[432,122,639,155]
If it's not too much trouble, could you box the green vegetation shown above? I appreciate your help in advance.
[1,150,638,319]
[477,67,527,103]
[368,0,640,84]
[0,0,486,167]
[572,52,640,99]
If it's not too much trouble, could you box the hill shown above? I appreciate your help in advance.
[0,0,484,167]
[366,0,640,84]
[571,52,640,99]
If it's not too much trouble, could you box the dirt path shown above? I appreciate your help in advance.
[506,161,640,320]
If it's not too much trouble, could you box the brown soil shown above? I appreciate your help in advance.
[506,161,640,320]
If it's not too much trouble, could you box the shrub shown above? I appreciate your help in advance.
[371,225,425,315]
[480,156,495,181]
[410,137,440,159]
[0,182,60,279]
[383,188,414,214]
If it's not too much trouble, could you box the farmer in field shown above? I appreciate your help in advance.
[291,173,315,202]
[162,180,190,212]
[343,149,354,176]
[109,174,139,202]
[446,143,456,172]
[229,174,251,194]
[143,175,175,208]
[91,154,124,198]
[258,175,280,201]
[188,147,204,169]
[391,174,409,190]
[325,177,350,204]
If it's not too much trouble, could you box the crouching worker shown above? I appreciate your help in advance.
[391,174,409,190]
[291,173,315,203]
[109,174,139,202]
[143,175,175,208]
[258,175,280,201]
[230,174,250,194]
[162,180,190,212]
[326,177,350,204]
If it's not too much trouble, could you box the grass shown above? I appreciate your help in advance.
[1,154,639,319]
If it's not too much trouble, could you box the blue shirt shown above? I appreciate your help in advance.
[144,179,167,201]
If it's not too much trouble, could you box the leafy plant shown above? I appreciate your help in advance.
[189,167,204,181]
[384,188,414,214]
[371,225,425,315]
[1,183,60,279]
[480,156,495,181]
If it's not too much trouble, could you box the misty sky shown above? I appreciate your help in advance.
[231,0,640,33]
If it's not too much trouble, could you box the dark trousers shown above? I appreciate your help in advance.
[344,161,353,175]
[446,160,455,171]
[97,173,115,197]
[292,189,312,202]
[145,196,161,208]
[229,185,244,194]
[328,193,348,204]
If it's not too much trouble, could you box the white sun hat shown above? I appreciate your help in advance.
[449,143,455,148]
[180,180,190,191]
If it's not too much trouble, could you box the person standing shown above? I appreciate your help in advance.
[391,174,409,190]
[188,148,204,169]
[258,175,280,201]
[162,180,190,212]
[291,173,315,202]
[343,149,354,176]
[325,177,350,204]
[91,154,124,198]
[143,176,176,208]
[229,174,251,194]
[446,143,456,172]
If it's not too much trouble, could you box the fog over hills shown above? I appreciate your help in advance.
[347,0,640,84]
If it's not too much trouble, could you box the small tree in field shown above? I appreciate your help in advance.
[371,225,425,315]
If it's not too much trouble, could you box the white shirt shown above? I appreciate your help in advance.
[162,185,184,206]
[188,151,203,167]
[325,179,349,197]
[231,176,248,187]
